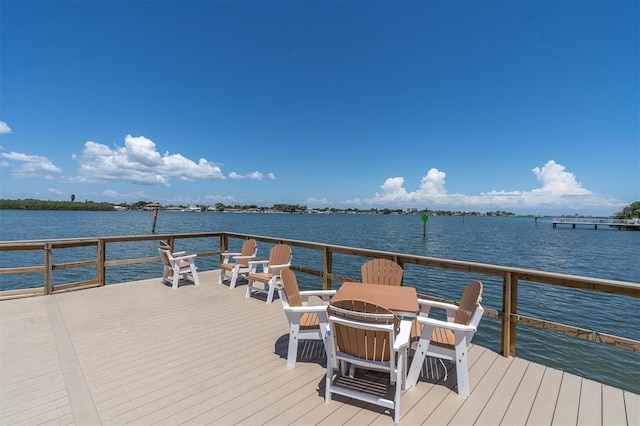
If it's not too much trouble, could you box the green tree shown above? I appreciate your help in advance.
[614,201,640,219]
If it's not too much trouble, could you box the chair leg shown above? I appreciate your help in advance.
[218,269,225,284]
[325,358,333,404]
[454,335,470,396]
[245,280,253,298]
[266,278,276,304]
[172,268,180,289]
[394,352,404,424]
[406,325,434,387]
[190,265,199,286]
[287,323,300,368]
[229,268,239,289]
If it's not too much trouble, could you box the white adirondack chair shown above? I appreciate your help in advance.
[219,239,257,289]
[158,247,200,289]
[245,244,292,304]
[278,268,335,367]
[325,299,412,424]
[406,280,484,395]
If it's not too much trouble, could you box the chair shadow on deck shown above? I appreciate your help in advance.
[218,275,249,289]
[274,334,326,367]
[409,356,459,392]
[160,278,199,289]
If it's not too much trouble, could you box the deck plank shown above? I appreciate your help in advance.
[0,270,636,426]
[499,360,546,425]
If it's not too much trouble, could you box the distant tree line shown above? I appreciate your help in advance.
[0,198,523,216]
[0,199,115,211]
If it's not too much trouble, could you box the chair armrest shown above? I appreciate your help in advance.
[221,252,242,259]
[394,319,413,350]
[233,255,256,261]
[172,251,187,256]
[299,290,336,297]
[416,316,476,333]
[284,305,329,314]
[268,263,291,271]
[248,260,269,266]
[173,254,197,261]
[417,299,458,311]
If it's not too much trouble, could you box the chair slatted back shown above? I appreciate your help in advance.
[158,248,171,267]
[328,299,398,362]
[159,241,172,251]
[454,281,483,325]
[238,239,257,267]
[361,259,403,286]
[280,268,302,307]
[268,244,292,271]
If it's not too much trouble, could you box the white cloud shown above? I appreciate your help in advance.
[267,173,276,180]
[100,189,148,199]
[203,194,237,204]
[228,171,267,180]
[77,134,226,185]
[0,151,62,178]
[531,160,590,195]
[48,188,62,195]
[360,160,622,212]
[307,197,330,206]
[0,121,11,134]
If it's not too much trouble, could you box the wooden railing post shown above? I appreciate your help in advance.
[501,272,518,357]
[323,247,332,291]
[220,234,228,261]
[98,239,105,286]
[509,277,518,356]
[44,242,52,295]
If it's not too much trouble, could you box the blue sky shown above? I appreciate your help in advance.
[0,0,638,215]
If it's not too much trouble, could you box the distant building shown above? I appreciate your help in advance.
[143,203,164,211]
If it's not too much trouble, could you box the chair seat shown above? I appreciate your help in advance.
[247,271,277,283]
[299,312,321,330]
[411,322,455,350]
[220,262,236,272]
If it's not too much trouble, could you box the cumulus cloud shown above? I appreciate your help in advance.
[48,188,62,195]
[361,160,620,211]
[0,121,11,134]
[77,134,225,185]
[0,151,62,178]
[531,160,590,195]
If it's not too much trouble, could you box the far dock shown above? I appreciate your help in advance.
[552,217,640,230]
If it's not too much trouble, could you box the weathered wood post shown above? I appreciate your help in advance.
[152,208,158,233]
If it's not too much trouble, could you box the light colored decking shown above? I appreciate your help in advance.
[1,270,638,425]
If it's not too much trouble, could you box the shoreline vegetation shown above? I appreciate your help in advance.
[0,198,513,216]
[0,198,638,219]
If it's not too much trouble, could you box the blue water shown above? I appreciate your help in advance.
[1,210,639,393]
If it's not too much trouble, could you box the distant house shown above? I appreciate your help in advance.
[143,203,164,211]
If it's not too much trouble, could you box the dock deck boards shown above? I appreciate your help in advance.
[1,270,638,425]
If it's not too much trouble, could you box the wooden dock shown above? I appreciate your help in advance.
[552,217,640,230]
[1,270,638,425]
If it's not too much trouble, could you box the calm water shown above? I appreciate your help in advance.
[1,210,639,393]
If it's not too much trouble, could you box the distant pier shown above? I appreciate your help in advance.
[552,217,640,230]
